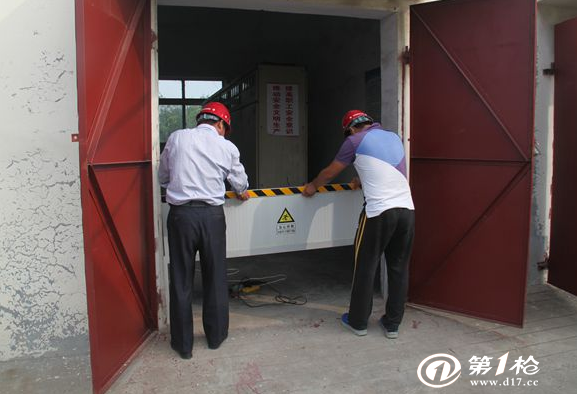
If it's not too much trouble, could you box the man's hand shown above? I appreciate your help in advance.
[303,160,346,198]
[236,191,250,201]
[351,177,362,190]
[302,183,317,197]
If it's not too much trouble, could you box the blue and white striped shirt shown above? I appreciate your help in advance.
[159,124,249,206]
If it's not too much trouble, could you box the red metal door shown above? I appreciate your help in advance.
[548,17,577,297]
[409,0,535,326]
[75,1,156,392]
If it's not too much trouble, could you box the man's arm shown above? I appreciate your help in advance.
[227,146,250,201]
[303,160,347,197]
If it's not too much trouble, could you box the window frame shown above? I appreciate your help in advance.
[158,78,223,131]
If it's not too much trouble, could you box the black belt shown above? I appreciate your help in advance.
[171,200,212,207]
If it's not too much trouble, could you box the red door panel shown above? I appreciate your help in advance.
[95,168,152,296]
[409,0,535,326]
[549,16,577,296]
[75,1,156,392]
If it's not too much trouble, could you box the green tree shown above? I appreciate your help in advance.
[159,105,183,143]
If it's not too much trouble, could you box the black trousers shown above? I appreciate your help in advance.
[348,208,415,331]
[167,203,229,353]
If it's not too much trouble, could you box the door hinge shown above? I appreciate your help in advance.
[402,46,411,65]
[537,258,549,271]
[543,63,556,76]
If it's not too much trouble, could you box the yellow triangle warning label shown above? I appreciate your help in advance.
[277,208,295,223]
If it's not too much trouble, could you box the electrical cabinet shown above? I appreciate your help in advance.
[207,65,308,188]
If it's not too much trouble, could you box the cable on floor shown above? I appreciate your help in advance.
[228,273,307,307]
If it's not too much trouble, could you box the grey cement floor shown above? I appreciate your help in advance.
[109,247,577,394]
[3,247,577,393]
[0,349,91,393]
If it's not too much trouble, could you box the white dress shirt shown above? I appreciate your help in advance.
[159,124,249,206]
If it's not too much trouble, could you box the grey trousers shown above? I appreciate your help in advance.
[167,203,229,353]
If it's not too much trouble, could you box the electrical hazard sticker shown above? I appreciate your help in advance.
[277,208,295,223]
[277,208,296,235]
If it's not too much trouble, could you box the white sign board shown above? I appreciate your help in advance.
[266,84,299,136]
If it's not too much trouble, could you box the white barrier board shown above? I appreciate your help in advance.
[161,190,364,259]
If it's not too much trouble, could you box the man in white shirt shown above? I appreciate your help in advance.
[303,109,415,340]
[159,102,249,359]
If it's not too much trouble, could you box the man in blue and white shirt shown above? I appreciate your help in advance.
[303,109,415,339]
[159,102,249,359]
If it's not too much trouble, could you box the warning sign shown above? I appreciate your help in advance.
[277,208,295,223]
[277,208,296,235]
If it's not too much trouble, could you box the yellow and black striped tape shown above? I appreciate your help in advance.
[225,183,355,199]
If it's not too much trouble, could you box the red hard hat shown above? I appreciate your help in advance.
[342,109,372,130]
[197,102,231,128]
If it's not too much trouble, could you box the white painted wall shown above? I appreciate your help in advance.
[0,0,87,360]
[531,4,577,284]
[151,0,171,331]
[159,0,397,18]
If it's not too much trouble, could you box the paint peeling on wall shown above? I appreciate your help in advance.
[0,149,87,360]
[0,0,87,361]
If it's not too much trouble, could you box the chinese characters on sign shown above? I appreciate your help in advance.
[267,84,299,136]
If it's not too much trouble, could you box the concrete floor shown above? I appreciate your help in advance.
[2,246,577,393]
[0,351,91,394]
[109,247,577,394]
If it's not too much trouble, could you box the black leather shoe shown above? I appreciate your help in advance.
[171,343,192,359]
[208,335,227,350]
[177,350,192,359]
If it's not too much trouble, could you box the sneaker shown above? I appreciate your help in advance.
[379,316,398,339]
[341,313,367,336]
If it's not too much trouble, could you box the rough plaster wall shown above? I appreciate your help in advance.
[380,12,399,132]
[150,0,170,332]
[0,0,88,360]
[530,5,577,285]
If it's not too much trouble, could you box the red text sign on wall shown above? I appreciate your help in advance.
[267,84,299,136]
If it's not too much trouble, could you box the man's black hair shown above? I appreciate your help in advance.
[344,121,373,138]
[197,118,219,126]
[197,117,230,133]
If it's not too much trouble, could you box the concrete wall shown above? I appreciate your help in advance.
[0,0,88,361]
[530,4,577,285]
[159,0,397,18]
[157,6,382,182]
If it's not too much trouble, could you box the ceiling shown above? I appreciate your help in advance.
[157,0,395,19]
